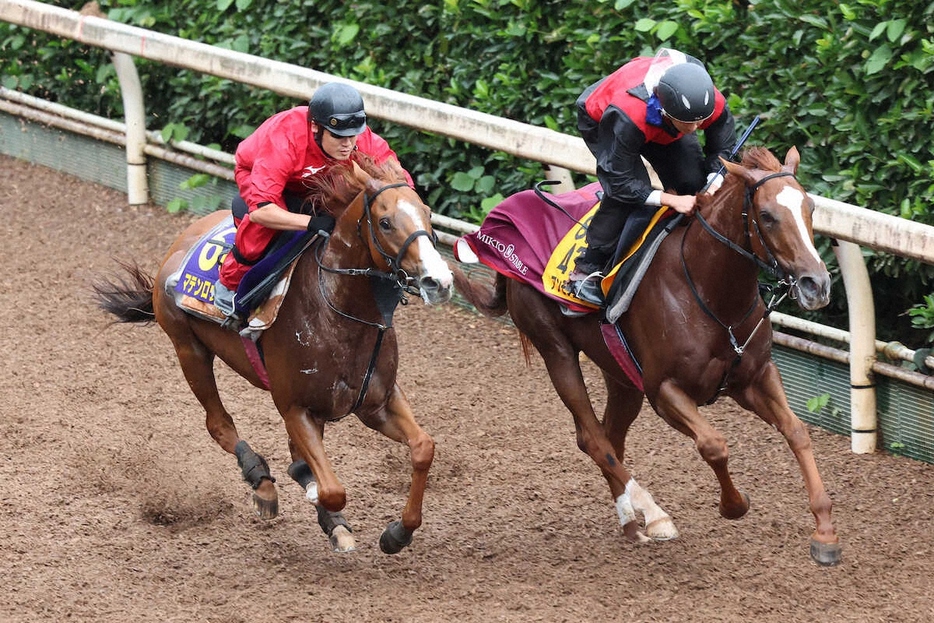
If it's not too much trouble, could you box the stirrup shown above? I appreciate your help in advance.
[220,314,243,331]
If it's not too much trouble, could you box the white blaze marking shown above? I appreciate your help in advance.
[775,185,822,264]
[399,199,430,231]
[398,199,453,288]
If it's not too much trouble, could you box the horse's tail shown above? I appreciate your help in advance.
[451,264,508,318]
[92,260,156,325]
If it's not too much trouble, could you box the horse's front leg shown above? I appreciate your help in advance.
[286,445,356,553]
[361,383,434,554]
[282,407,347,513]
[651,380,750,520]
[734,361,841,566]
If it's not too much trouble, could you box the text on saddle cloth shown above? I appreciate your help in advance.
[173,216,236,306]
[167,215,308,330]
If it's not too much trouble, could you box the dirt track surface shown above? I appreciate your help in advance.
[2,154,933,622]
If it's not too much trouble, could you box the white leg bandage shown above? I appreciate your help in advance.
[615,480,638,526]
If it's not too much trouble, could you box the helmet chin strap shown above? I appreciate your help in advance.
[312,122,326,154]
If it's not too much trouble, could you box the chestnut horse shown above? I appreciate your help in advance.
[95,158,453,554]
[453,147,842,565]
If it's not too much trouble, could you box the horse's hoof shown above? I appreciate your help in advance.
[645,517,679,541]
[253,478,279,519]
[810,539,843,567]
[252,486,279,520]
[622,520,652,543]
[330,525,357,553]
[720,491,751,520]
[379,520,413,555]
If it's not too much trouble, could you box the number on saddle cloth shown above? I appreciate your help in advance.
[170,217,316,320]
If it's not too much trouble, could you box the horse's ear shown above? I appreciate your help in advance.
[782,146,801,174]
[721,156,757,186]
[351,160,372,186]
[384,157,407,181]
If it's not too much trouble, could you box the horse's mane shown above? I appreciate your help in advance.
[739,146,782,172]
[302,152,410,216]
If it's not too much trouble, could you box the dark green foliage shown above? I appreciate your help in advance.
[2,0,933,345]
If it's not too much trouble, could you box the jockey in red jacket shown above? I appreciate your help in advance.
[569,48,736,305]
[215,82,412,316]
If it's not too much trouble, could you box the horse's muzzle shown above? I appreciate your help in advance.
[419,275,453,305]
[794,271,831,311]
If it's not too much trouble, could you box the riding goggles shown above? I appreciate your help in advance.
[323,112,367,136]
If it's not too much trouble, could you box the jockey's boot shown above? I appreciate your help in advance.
[213,279,238,317]
[568,269,605,307]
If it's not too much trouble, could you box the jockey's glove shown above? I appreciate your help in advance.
[308,214,336,235]
[705,172,724,194]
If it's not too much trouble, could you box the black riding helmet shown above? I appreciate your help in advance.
[308,82,367,137]
[655,62,715,123]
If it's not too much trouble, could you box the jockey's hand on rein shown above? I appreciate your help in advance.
[308,214,336,235]
[704,172,724,194]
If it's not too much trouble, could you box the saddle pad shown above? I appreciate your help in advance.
[172,216,235,307]
[458,182,673,314]
[165,215,295,332]
[458,183,603,313]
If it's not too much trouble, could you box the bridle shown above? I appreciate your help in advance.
[313,181,437,414]
[680,171,800,403]
[360,182,438,287]
[692,171,797,281]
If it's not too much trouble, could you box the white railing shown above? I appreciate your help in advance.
[3,0,933,455]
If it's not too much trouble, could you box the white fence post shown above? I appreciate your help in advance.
[833,240,878,453]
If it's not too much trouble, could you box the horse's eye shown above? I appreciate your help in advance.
[379,217,392,231]
[759,211,776,227]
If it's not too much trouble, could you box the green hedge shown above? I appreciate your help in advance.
[2,0,933,346]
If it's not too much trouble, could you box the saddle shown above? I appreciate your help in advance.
[454,182,678,321]
[453,182,683,392]
[165,215,318,337]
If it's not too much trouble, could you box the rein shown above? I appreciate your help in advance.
[314,181,436,415]
[681,171,798,404]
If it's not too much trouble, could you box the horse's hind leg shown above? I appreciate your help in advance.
[603,375,678,540]
[170,337,278,519]
[528,342,645,540]
[286,449,356,553]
